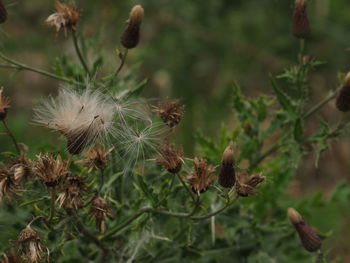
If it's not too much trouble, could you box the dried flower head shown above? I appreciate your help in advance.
[0,0,7,24]
[336,71,350,112]
[89,197,114,234]
[157,140,183,174]
[46,0,79,36]
[152,99,185,128]
[0,87,11,120]
[292,0,310,39]
[8,153,32,184]
[121,5,144,49]
[34,88,116,155]
[0,167,20,202]
[57,175,86,210]
[0,249,23,263]
[83,144,113,172]
[288,208,322,252]
[187,157,216,196]
[33,154,67,187]
[17,226,47,263]
[235,172,265,197]
[218,143,236,188]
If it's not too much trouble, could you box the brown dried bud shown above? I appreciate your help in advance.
[288,208,322,252]
[0,249,23,263]
[0,167,20,202]
[56,175,86,210]
[187,157,216,196]
[0,87,11,120]
[83,144,113,172]
[89,197,114,234]
[236,173,265,197]
[33,154,67,187]
[218,143,236,188]
[121,5,144,49]
[292,0,310,39]
[336,72,350,112]
[152,99,185,128]
[46,0,80,36]
[157,140,183,174]
[18,226,47,263]
[0,0,7,24]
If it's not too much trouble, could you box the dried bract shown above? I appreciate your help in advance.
[89,197,114,234]
[8,153,32,184]
[57,175,86,210]
[157,140,183,174]
[83,144,113,172]
[152,100,185,128]
[235,173,265,197]
[187,157,216,196]
[0,87,11,120]
[0,167,20,202]
[287,208,322,252]
[336,71,350,112]
[218,143,236,188]
[33,88,115,155]
[17,226,47,263]
[292,0,310,39]
[121,5,144,48]
[46,0,79,36]
[0,249,23,263]
[33,154,67,187]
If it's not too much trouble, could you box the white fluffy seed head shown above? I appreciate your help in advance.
[33,88,116,154]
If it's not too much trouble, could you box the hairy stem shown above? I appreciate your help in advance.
[98,168,104,196]
[115,48,128,76]
[0,52,84,86]
[177,173,196,202]
[1,119,21,155]
[72,31,91,78]
[48,187,56,223]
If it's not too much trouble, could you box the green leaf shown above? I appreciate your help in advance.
[136,172,158,207]
[270,75,294,113]
[293,118,303,142]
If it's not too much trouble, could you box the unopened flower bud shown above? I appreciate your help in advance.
[121,5,144,49]
[292,0,310,39]
[287,208,322,252]
[336,72,350,112]
[218,143,236,188]
[0,0,7,24]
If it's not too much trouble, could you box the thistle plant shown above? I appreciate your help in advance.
[0,1,350,262]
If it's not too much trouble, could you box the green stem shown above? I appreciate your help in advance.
[249,142,281,170]
[0,52,84,86]
[115,48,128,76]
[177,173,196,202]
[97,168,104,196]
[1,119,21,155]
[48,187,57,222]
[72,31,91,78]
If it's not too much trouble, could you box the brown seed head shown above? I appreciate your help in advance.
[336,71,350,112]
[287,208,322,252]
[0,87,11,120]
[18,226,47,263]
[56,175,86,210]
[46,0,80,36]
[83,144,113,172]
[218,143,236,188]
[157,140,184,174]
[292,0,310,39]
[0,167,20,202]
[152,99,185,128]
[187,157,216,196]
[8,153,32,184]
[236,173,265,197]
[0,249,23,263]
[33,154,67,187]
[121,5,144,49]
[0,0,7,24]
[89,197,114,234]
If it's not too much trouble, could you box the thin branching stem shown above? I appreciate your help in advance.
[72,31,91,78]
[115,48,128,76]
[0,52,84,86]
[48,187,56,223]
[97,168,104,196]
[177,172,196,202]
[1,119,21,155]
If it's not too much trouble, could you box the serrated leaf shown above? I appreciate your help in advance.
[270,75,294,113]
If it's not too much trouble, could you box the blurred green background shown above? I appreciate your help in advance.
[1,0,350,260]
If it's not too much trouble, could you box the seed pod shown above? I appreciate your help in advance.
[121,5,144,49]
[288,208,322,252]
[292,0,310,39]
[218,143,236,188]
[336,71,350,112]
[0,0,7,24]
